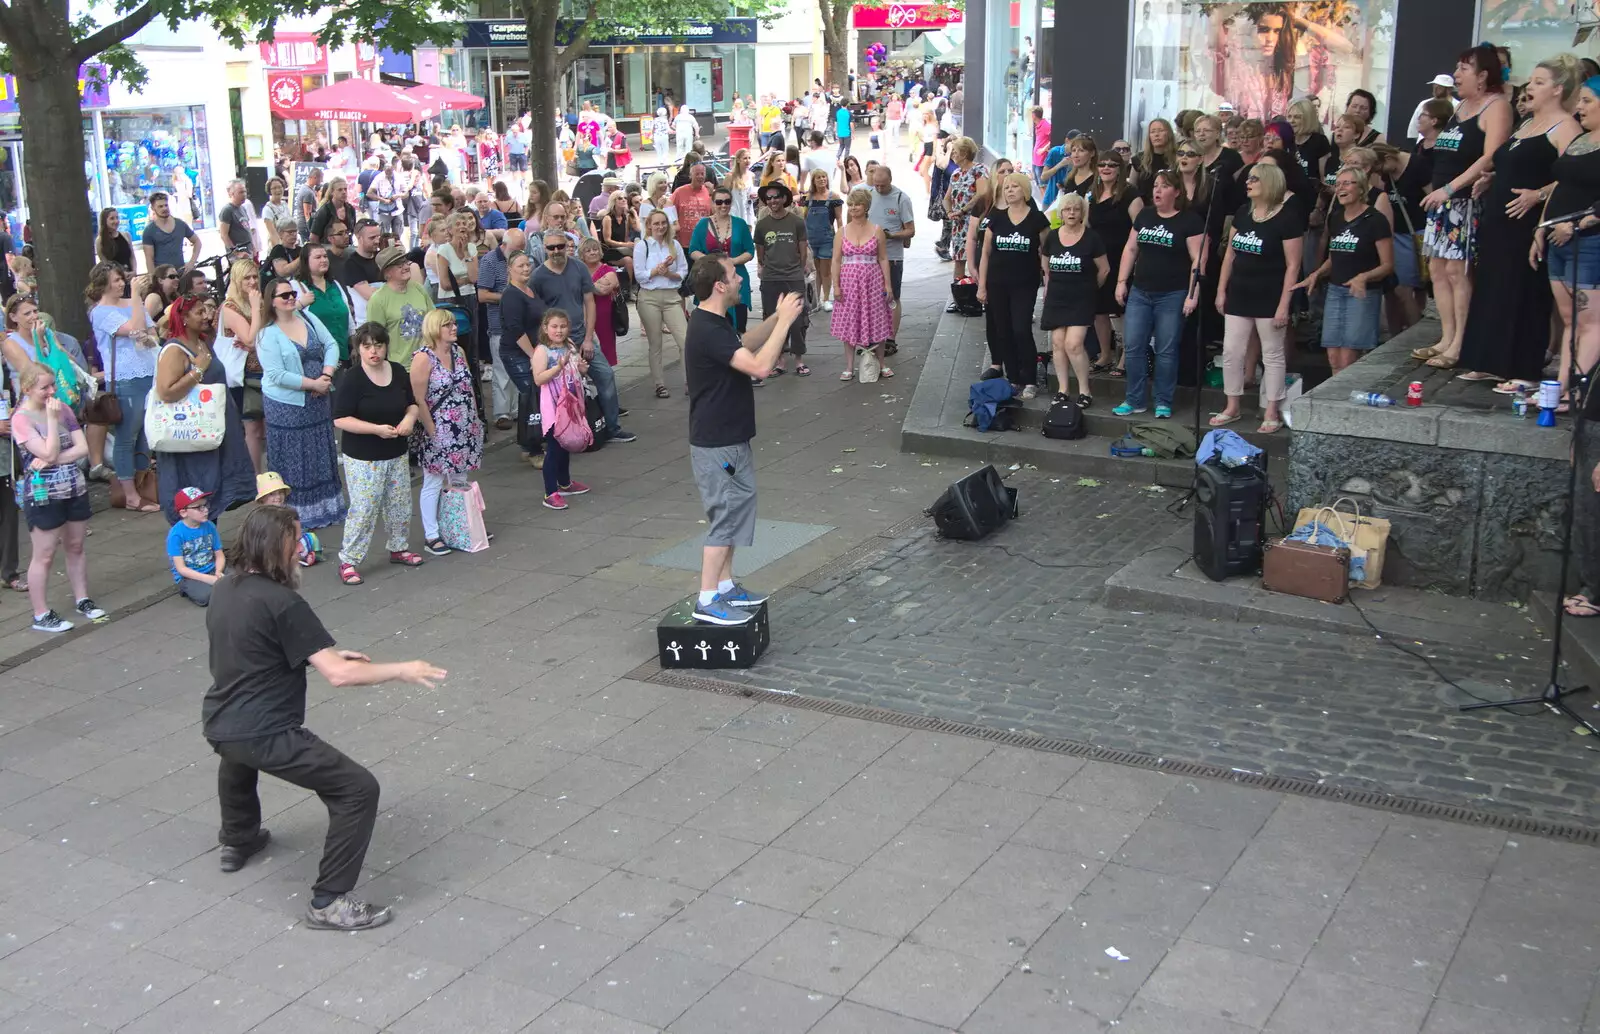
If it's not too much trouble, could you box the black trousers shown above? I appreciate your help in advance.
[760,278,809,357]
[212,727,379,897]
[988,280,1039,386]
[0,482,18,583]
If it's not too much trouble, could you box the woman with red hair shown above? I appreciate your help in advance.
[152,293,257,525]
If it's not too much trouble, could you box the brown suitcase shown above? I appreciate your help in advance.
[1261,536,1350,604]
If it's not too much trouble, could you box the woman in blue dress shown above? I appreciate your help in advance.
[256,277,346,530]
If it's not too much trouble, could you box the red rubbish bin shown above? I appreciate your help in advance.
[727,124,752,154]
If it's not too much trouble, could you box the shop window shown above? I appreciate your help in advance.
[102,106,215,229]
[1129,0,1397,141]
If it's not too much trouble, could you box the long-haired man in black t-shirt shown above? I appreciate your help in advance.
[202,505,445,931]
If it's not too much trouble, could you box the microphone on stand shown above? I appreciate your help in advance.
[1538,201,1600,230]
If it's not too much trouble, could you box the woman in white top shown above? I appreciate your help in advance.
[727,150,756,225]
[632,210,689,398]
[216,258,267,473]
[639,173,678,232]
[260,177,292,249]
[432,210,480,300]
[421,215,449,298]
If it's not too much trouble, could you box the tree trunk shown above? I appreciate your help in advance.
[819,1,852,96]
[524,0,563,189]
[16,43,97,338]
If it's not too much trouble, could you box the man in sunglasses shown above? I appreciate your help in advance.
[754,182,811,375]
[532,230,636,443]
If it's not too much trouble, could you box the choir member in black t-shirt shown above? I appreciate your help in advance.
[977,172,1052,394]
[1213,162,1304,433]
[1296,166,1393,373]
[1112,170,1204,418]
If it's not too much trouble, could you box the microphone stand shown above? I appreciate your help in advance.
[1175,168,1222,513]
[1460,207,1600,736]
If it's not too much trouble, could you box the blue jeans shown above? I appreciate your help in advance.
[585,346,621,435]
[1122,287,1186,409]
[112,375,153,479]
[499,345,538,456]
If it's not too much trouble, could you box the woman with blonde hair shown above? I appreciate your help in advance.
[944,136,991,281]
[639,172,676,230]
[1213,161,1302,432]
[1133,118,1178,196]
[309,176,359,244]
[1040,191,1109,407]
[634,209,689,397]
[409,308,483,556]
[803,169,843,310]
[1458,52,1583,390]
[432,210,480,303]
[1286,97,1329,179]
[727,149,756,224]
[217,257,267,471]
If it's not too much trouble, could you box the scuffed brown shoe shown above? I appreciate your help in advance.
[304,895,393,931]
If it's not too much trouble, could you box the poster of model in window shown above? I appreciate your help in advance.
[1159,1,1393,131]
[1131,1,1181,146]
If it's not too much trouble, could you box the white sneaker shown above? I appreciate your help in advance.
[823,300,834,311]
[1021,384,1037,400]
[31,610,72,634]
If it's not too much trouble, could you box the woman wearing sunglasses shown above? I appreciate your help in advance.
[1088,150,1145,376]
[689,185,755,333]
[1213,162,1302,433]
[256,276,345,530]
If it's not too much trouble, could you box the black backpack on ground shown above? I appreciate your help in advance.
[1042,398,1086,440]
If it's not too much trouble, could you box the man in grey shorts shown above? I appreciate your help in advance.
[684,254,804,625]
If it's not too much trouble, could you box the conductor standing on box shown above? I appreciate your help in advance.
[202,505,446,931]
[686,255,804,625]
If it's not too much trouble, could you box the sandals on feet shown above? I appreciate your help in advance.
[389,551,424,567]
[1410,346,1442,361]
[1455,371,1497,382]
[840,370,854,381]
[1565,593,1600,618]
[338,563,363,585]
[654,384,670,398]
[4,577,26,592]
[1208,412,1241,427]
[1257,418,1284,433]
[881,367,894,378]
[795,364,811,376]
[1425,354,1459,369]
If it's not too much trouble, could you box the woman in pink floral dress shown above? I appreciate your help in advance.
[830,188,896,380]
[409,309,484,556]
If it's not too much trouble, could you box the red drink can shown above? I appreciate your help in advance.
[1406,381,1423,407]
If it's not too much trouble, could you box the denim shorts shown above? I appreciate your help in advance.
[1391,232,1424,289]
[1547,234,1600,291]
[1321,283,1382,351]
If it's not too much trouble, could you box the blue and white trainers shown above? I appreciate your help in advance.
[693,597,755,626]
[718,583,768,607]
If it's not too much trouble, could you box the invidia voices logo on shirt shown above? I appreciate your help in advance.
[1136,223,1175,248]
[1231,230,1265,255]
[1049,250,1083,272]
[995,230,1033,252]
[1329,228,1360,253]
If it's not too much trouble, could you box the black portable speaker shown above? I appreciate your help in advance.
[931,465,1017,540]
[1193,461,1268,581]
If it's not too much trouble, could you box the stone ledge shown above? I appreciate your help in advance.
[1289,315,1568,462]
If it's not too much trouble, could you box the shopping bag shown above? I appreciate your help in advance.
[856,347,881,383]
[1293,496,1389,588]
[144,380,226,453]
[439,480,489,553]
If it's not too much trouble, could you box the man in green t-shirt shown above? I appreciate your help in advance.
[753,182,812,374]
[364,246,433,365]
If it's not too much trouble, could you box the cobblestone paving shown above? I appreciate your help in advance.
[731,475,1600,830]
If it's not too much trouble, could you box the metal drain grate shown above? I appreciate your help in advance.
[626,660,1600,846]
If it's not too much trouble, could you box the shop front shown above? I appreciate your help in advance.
[440,18,760,130]
[853,3,965,89]
[264,32,382,162]
[0,59,220,238]
[965,0,1477,170]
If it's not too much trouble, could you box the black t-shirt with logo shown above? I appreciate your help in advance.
[1225,203,1306,317]
[1130,208,1205,293]
[686,307,756,448]
[1042,228,1106,311]
[1326,205,1391,286]
[983,205,1051,289]
[202,573,336,742]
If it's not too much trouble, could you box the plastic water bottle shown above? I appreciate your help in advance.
[1349,391,1395,407]
[28,471,45,505]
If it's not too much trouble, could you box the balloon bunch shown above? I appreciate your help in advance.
[864,42,888,77]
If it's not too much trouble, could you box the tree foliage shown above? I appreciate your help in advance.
[0,0,468,336]
[518,0,783,187]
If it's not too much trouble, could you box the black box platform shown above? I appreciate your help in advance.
[657,596,770,669]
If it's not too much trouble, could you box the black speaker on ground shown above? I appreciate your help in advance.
[1194,461,1269,580]
[931,465,1018,540]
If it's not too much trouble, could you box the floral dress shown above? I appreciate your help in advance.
[947,161,989,262]
[830,233,893,349]
[413,344,483,476]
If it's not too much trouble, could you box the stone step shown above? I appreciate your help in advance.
[903,423,1235,489]
[1001,391,1292,458]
